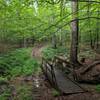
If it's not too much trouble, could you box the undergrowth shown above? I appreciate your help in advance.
[42,46,68,60]
[0,88,11,100]
[16,84,33,100]
[0,48,40,78]
[52,89,60,97]
[0,48,40,99]
[96,85,100,92]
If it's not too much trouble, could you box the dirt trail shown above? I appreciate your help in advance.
[31,43,48,61]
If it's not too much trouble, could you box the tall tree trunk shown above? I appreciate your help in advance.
[96,7,99,49]
[70,0,80,67]
[51,5,57,49]
[23,36,27,48]
[52,34,57,49]
[59,0,64,46]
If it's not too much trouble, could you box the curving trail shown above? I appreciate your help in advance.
[31,43,48,61]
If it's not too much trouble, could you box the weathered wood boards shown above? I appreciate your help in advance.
[41,58,86,94]
[53,68,86,94]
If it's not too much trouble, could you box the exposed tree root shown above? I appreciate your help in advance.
[80,61,100,75]
[52,56,100,84]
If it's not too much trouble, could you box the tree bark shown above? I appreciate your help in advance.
[52,34,57,49]
[59,0,65,46]
[23,36,27,48]
[70,0,80,67]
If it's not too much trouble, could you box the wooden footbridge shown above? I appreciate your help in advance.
[41,56,87,94]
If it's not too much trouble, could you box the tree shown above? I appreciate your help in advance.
[70,0,80,67]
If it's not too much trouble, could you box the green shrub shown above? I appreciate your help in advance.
[0,88,11,100]
[17,85,32,100]
[42,46,68,60]
[0,48,40,78]
[96,85,100,92]
[52,89,60,97]
[0,77,8,85]
[22,58,39,76]
[42,47,56,60]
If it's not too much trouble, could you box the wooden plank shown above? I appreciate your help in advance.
[53,68,86,94]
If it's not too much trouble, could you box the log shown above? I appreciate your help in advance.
[80,61,100,75]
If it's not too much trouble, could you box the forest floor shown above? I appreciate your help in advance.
[2,44,100,100]
[8,72,100,100]
[30,44,100,100]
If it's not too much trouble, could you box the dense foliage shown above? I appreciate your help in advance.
[42,46,68,60]
[0,0,99,46]
[0,48,39,77]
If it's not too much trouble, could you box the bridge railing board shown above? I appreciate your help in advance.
[41,57,58,88]
[41,57,88,94]
[53,56,73,73]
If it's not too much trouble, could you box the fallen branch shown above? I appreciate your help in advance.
[80,61,100,75]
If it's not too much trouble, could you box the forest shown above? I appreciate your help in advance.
[0,0,100,100]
